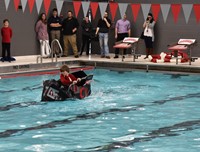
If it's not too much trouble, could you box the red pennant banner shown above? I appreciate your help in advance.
[109,2,118,21]
[90,2,99,19]
[73,1,81,17]
[28,0,35,13]
[14,0,20,11]
[193,4,200,23]
[171,4,181,23]
[151,4,160,22]
[44,0,51,15]
[131,4,140,22]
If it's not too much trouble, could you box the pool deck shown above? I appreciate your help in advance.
[0,53,200,76]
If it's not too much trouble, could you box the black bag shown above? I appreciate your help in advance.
[140,31,145,39]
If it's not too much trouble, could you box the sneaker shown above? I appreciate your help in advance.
[101,55,105,58]
[105,56,111,59]
[61,55,67,57]
[144,56,148,59]
[74,55,79,58]
[114,55,119,59]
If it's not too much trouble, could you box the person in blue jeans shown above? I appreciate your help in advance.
[95,12,111,59]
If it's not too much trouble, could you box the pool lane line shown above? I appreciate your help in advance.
[85,119,200,152]
[0,92,199,139]
[0,66,94,79]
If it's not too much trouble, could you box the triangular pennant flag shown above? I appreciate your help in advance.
[182,4,192,24]
[21,0,28,12]
[28,0,35,13]
[160,4,170,23]
[14,0,20,11]
[90,2,98,19]
[118,3,128,18]
[99,2,108,18]
[73,1,81,17]
[82,1,90,17]
[4,0,10,11]
[151,4,160,21]
[55,0,64,16]
[109,2,118,21]
[193,4,200,23]
[141,4,151,20]
[131,4,140,22]
[171,4,181,23]
[44,0,51,15]
[35,0,43,14]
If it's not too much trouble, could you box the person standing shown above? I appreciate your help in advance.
[95,12,111,59]
[80,16,92,56]
[1,19,12,62]
[114,13,131,59]
[62,11,79,58]
[143,13,155,59]
[35,13,50,58]
[48,8,62,56]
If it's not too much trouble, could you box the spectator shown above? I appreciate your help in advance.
[62,11,79,58]
[1,19,12,62]
[95,12,111,59]
[35,13,50,58]
[143,13,155,59]
[114,13,131,59]
[48,8,62,57]
[80,16,92,56]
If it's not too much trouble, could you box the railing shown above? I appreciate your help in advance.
[50,39,63,63]
[36,39,63,63]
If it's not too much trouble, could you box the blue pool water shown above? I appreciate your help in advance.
[0,69,200,152]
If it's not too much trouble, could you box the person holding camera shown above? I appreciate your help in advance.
[143,13,155,59]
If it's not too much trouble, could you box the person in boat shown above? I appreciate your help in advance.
[60,64,81,86]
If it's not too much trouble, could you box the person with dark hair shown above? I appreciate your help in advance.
[60,64,81,86]
[114,13,131,59]
[143,13,156,59]
[95,11,111,59]
[80,16,92,56]
[1,19,12,62]
[48,8,62,57]
[62,11,79,58]
[35,13,50,58]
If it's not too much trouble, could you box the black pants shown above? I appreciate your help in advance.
[80,35,90,55]
[144,36,153,49]
[115,33,128,55]
[2,43,11,58]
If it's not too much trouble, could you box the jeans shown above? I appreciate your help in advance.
[99,33,109,56]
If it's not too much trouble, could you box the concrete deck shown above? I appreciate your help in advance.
[0,54,200,76]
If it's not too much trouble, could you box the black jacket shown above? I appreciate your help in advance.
[62,17,79,35]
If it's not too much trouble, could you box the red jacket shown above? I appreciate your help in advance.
[60,73,77,86]
[1,27,12,43]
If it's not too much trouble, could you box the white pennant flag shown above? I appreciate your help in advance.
[182,4,193,24]
[35,0,43,14]
[99,2,108,18]
[141,4,151,20]
[56,0,64,16]
[21,0,28,12]
[160,4,170,23]
[82,1,90,17]
[4,0,10,11]
[118,3,128,18]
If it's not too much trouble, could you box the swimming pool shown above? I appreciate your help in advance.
[0,69,200,152]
